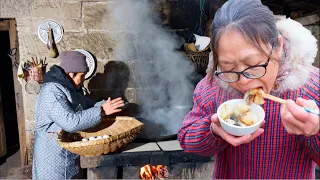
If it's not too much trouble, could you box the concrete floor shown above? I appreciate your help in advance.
[0,150,32,179]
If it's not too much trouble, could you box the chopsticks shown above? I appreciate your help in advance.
[260,93,287,104]
[255,89,320,116]
[303,107,320,116]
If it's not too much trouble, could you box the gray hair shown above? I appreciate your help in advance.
[210,0,280,77]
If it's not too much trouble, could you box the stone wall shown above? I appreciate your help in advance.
[1,0,137,164]
[0,0,205,165]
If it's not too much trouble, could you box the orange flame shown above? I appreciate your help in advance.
[140,164,169,179]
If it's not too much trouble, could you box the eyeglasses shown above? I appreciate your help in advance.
[214,48,273,83]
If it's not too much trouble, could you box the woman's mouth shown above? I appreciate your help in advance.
[244,87,263,93]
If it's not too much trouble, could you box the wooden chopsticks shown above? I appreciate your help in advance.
[252,89,319,116]
[260,93,287,104]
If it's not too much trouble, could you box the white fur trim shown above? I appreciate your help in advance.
[275,18,318,93]
[277,18,317,67]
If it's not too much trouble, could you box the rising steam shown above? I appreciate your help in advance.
[106,0,196,138]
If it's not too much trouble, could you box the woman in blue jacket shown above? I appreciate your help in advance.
[32,51,124,179]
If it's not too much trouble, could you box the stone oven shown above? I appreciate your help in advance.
[79,1,214,178]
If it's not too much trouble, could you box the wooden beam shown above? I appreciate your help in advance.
[0,89,7,157]
[9,19,27,166]
[0,20,10,31]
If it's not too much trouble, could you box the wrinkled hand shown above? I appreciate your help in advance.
[102,97,125,116]
[210,114,265,146]
[280,98,319,136]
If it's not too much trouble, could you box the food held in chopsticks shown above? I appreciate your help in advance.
[244,88,319,116]
[244,88,265,105]
[244,88,286,105]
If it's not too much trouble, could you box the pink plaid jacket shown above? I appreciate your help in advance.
[178,69,319,179]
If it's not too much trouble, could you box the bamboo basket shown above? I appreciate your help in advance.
[184,50,210,75]
[57,116,144,156]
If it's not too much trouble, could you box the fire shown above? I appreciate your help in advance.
[140,164,169,179]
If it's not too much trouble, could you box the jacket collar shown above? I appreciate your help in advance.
[43,65,78,91]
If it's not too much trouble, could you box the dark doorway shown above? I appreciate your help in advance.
[0,30,20,164]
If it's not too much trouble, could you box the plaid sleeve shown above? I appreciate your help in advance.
[299,69,320,165]
[299,133,320,166]
[178,77,228,156]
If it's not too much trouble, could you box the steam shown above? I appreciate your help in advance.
[107,0,196,137]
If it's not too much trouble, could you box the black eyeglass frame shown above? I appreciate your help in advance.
[214,47,274,83]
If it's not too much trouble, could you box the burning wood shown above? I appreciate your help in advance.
[140,164,169,179]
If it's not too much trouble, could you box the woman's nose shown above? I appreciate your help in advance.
[237,74,252,85]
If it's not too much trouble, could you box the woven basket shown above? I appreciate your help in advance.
[184,50,210,75]
[24,66,46,83]
[184,42,210,53]
[57,116,144,156]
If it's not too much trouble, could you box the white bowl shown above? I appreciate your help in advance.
[217,99,265,136]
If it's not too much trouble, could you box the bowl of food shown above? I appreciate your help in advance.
[217,99,265,136]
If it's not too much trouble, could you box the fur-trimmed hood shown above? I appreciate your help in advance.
[207,17,318,94]
[273,16,318,93]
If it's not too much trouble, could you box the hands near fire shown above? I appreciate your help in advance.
[101,97,125,116]
[280,98,319,136]
[210,114,265,146]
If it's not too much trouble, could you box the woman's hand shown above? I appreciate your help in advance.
[280,97,319,136]
[211,114,265,146]
[101,97,125,115]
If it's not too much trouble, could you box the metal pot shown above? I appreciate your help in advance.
[135,104,192,141]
